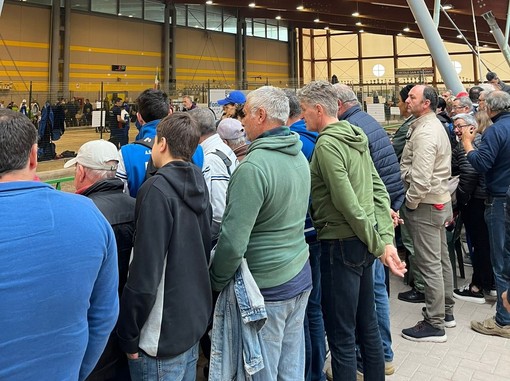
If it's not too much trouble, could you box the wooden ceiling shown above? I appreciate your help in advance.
[173,0,509,49]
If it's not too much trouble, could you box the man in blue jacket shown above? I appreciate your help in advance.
[285,90,325,381]
[335,83,404,376]
[116,89,204,197]
[461,90,510,338]
[0,109,119,381]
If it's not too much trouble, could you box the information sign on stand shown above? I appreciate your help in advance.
[366,103,386,123]
[92,110,105,128]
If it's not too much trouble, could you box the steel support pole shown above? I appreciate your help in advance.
[63,0,71,99]
[164,3,170,93]
[433,0,440,28]
[505,0,510,42]
[407,0,464,94]
[50,0,60,101]
[482,11,510,68]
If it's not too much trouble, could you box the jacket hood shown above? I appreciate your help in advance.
[155,161,209,214]
[248,130,303,156]
[319,120,368,153]
[136,119,161,140]
[82,177,124,197]
[289,119,318,145]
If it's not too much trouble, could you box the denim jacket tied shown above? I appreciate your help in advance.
[209,259,267,380]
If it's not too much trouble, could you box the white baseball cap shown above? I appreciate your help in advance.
[217,118,245,140]
[64,140,120,170]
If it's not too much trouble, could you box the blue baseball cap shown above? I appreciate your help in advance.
[217,90,246,105]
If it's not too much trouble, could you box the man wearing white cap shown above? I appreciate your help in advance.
[217,118,248,161]
[65,139,136,380]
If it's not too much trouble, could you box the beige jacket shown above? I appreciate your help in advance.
[400,111,452,209]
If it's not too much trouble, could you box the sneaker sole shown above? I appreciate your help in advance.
[401,332,447,343]
[453,293,486,304]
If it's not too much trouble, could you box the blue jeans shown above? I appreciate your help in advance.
[485,196,510,326]
[373,259,393,363]
[252,290,310,381]
[304,241,326,381]
[320,238,384,381]
[127,342,198,381]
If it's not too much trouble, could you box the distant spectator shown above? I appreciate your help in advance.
[182,95,197,111]
[486,72,510,94]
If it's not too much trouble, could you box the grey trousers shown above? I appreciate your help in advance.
[399,206,425,292]
[405,201,455,329]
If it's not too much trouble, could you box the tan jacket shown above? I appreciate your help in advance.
[400,112,452,209]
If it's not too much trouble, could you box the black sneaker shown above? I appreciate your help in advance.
[453,284,486,304]
[398,288,425,303]
[421,307,456,328]
[402,320,447,342]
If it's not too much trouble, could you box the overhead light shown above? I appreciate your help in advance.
[352,11,359,17]
[324,26,329,30]
[483,44,488,47]
[359,29,364,33]
[397,32,403,36]
[314,18,320,23]
[249,2,256,7]
[206,0,213,4]
[118,13,122,16]
[128,14,133,17]
[457,34,462,38]
[275,15,281,20]
[296,5,304,10]
[403,27,410,32]
[355,21,362,26]
[443,4,453,10]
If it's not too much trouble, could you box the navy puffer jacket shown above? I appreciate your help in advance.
[340,105,405,211]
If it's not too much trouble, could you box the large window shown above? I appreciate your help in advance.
[175,4,187,26]
[119,0,142,19]
[223,14,237,34]
[144,0,165,23]
[91,0,117,15]
[188,5,205,29]
[71,0,89,10]
[206,9,223,32]
[253,19,266,38]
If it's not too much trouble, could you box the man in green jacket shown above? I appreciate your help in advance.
[210,85,312,380]
[298,80,406,381]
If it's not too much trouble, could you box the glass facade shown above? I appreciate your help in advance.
[19,0,288,41]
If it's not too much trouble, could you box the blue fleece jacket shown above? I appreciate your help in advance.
[339,105,405,211]
[120,119,204,197]
[0,181,118,381]
[466,111,510,196]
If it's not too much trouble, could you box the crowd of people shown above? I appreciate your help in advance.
[1,71,510,381]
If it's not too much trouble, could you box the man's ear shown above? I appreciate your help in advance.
[136,112,145,125]
[256,107,266,124]
[28,144,38,171]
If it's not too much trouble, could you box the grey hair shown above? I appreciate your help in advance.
[485,91,510,113]
[452,113,478,128]
[333,83,359,106]
[225,136,246,149]
[246,86,289,125]
[283,89,301,120]
[297,80,339,117]
[188,107,216,136]
[479,83,496,92]
[83,161,118,181]
[479,89,494,99]
[455,96,473,110]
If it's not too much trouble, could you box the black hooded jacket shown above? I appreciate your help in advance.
[117,161,212,358]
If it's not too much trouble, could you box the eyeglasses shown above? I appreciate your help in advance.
[452,105,466,109]
[453,124,471,129]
